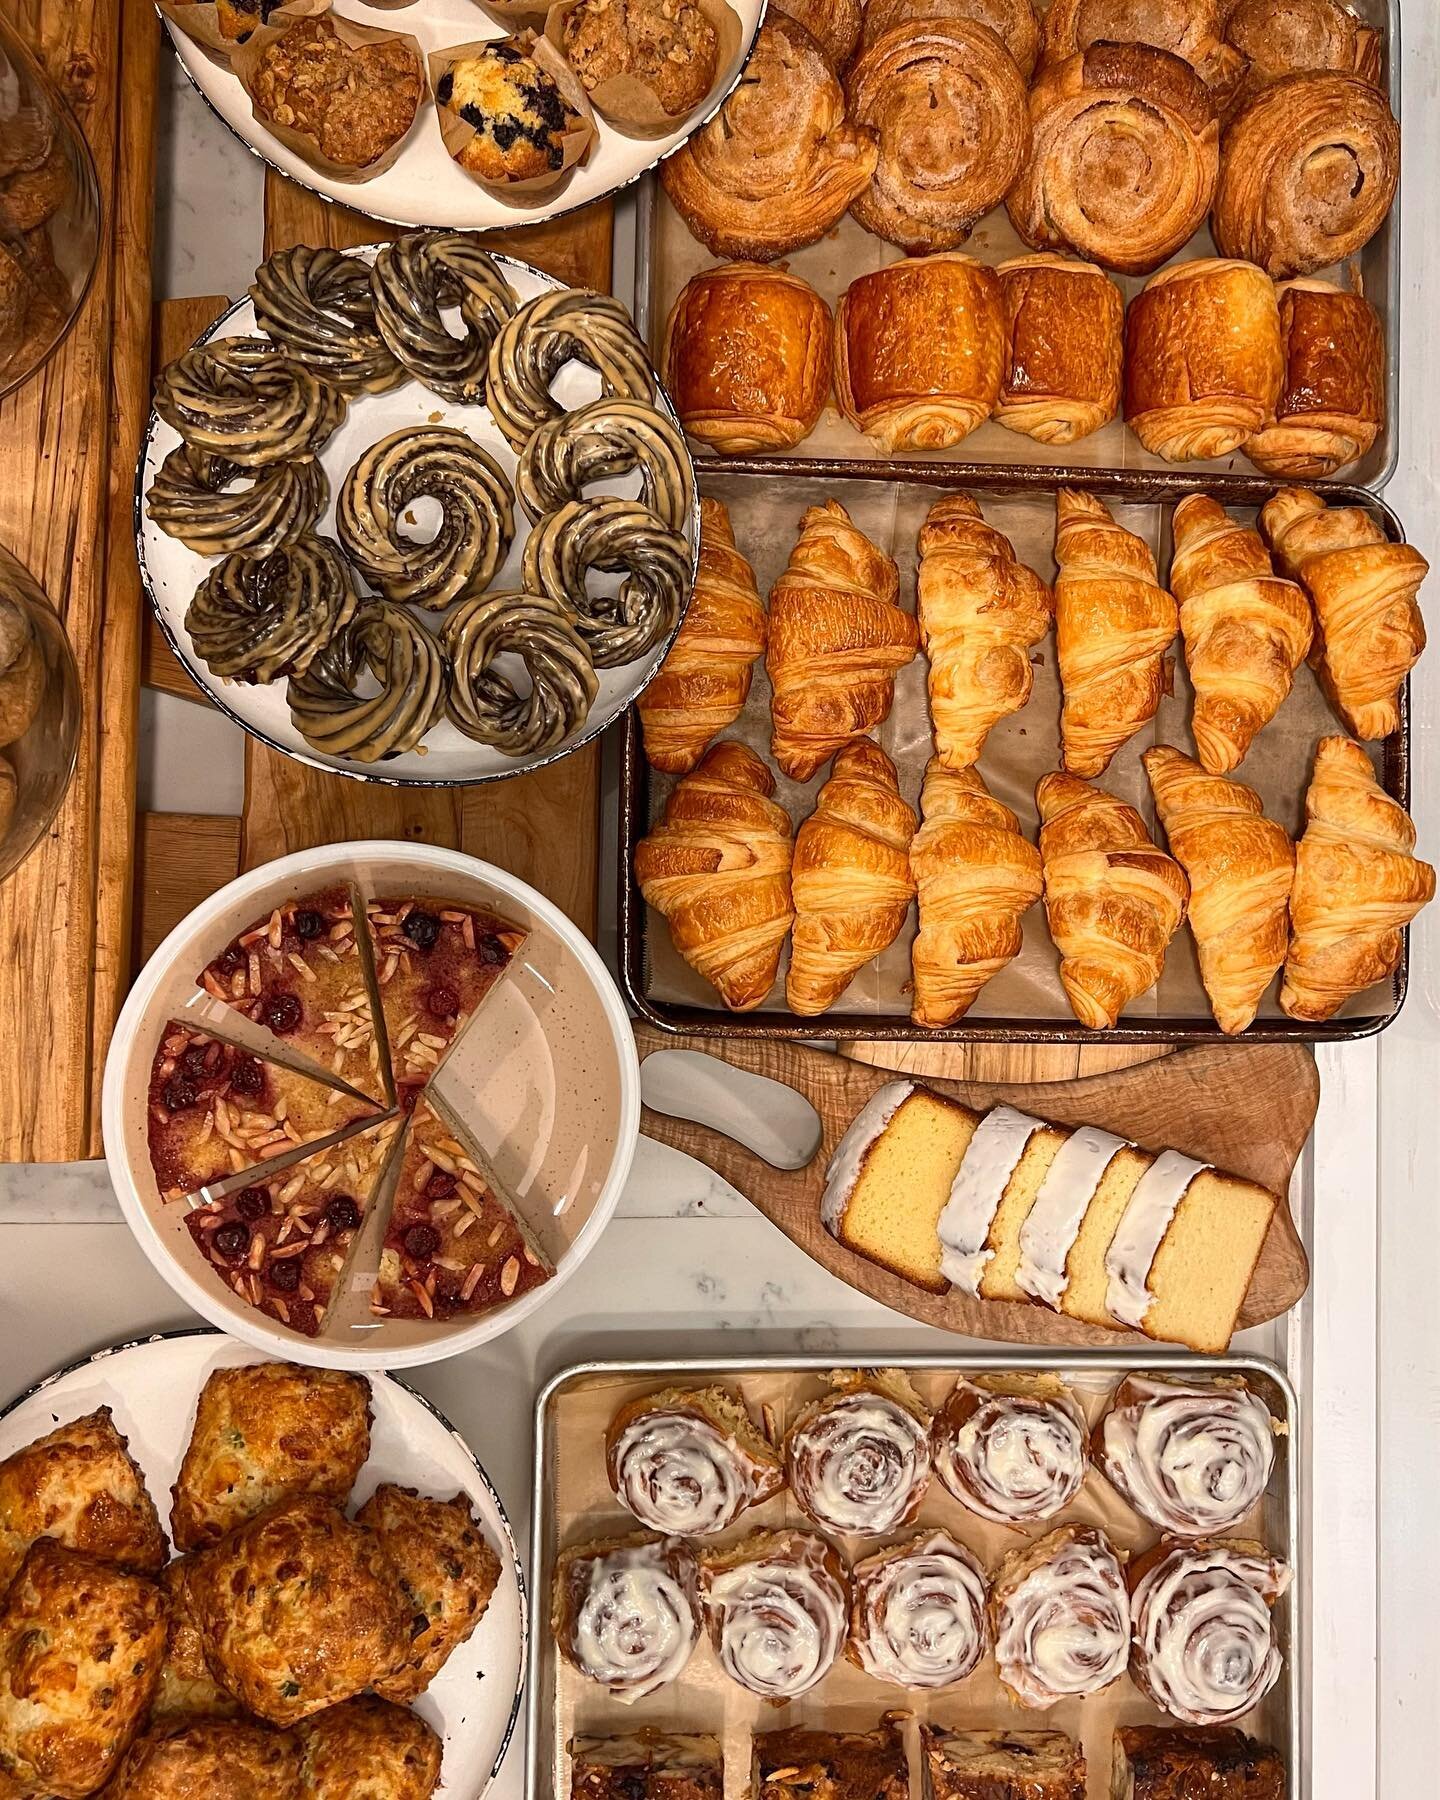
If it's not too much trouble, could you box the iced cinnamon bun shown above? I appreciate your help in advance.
[1129,1539,1290,1724]
[699,1528,850,1701]
[551,1534,700,1702]
[933,1374,1088,1526]
[605,1384,785,1537]
[990,1524,1130,1708]
[847,1529,989,1690]
[1098,1375,1280,1539]
[784,1370,932,1536]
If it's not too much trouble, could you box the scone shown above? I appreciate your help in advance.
[436,38,584,182]
[562,0,720,118]
[104,1718,299,1798]
[244,15,424,175]
[151,1561,244,1724]
[296,1697,443,1799]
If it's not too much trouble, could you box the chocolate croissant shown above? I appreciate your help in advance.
[1245,279,1385,479]
[996,253,1124,445]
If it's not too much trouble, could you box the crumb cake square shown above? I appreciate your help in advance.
[923,1726,1085,1800]
[753,1726,908,1800]
[569,1731,723,1800]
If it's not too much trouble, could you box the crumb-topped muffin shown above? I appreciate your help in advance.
[562,0,719,117]
[247,15,423,173]
[436,38,582,181]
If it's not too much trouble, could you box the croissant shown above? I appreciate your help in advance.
[917,495,1052,770]
[1260,487,1427,741]
[1244,278,1385,479]
[1054,490,1178,778]
[1041,0,1245,111]
[1281,736,1434,1021]
[1223,0,1382,113]
[996,253,1125,445]
[864,0,1041,77]
[1037,772,1189,1029]
[1144,746,1294,1034]
[767,501,918,782]
[637,499,766,775]
[787,742,918,1016]
[911,761,1043,1028]
[634,741,795,1012]
[1169,494,1313,772]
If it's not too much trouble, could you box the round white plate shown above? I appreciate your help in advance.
[0,1330,526,1798]
[136,250,699,786]
[164,0,766,233]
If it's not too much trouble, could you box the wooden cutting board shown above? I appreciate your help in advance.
[634,1023,1317,1349]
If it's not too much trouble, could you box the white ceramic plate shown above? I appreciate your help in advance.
[101,843,641,1370]
[0,1330,526,1798]
[137,251,699,786]
[163,0,766,233]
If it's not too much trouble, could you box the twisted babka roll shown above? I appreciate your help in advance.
[442,591,597,758]
[1098,1375,1279,1539]
[286,603,446,763]
[515,396,693,531]
[699,1528,850,1701]
[784,1370,932,1536]
[933,1374,1088,1525]
[487,289,654,453]
[1129,1539,1290,1724]
[155,336,345,468]
[522,497,689,668]
[370,231,518,406]
[251,245,401,395]
[186,535,358,686]
[552,1534,701,1703]
[847,1529,989,1690]
[147,443,327,559]
[990,1525,1130,1708]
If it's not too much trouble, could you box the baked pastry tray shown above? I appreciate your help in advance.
[526,1353,1299,1800]
[618,466,1410,1043]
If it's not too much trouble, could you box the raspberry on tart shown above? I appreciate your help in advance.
[197,885,390,1104]
[147,1020,379,1202]
[371,1095,551,1323]
[186,1117,403,1338]
[364,895,527,1095]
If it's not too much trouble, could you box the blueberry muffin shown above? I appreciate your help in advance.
[436,38,583,182]
[563,0,719,117]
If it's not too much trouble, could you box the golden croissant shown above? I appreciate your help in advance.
[1054,489,1177,777]
[917,496,1052,770]
[634,741,795,1012]
[637,498,766,775]
[787,741,918,1016]
[1281,736,1434,1021]
[1144,746,1294,1034]
[1170,494,1313,772]
[1037,771,1189,1029]
[1260,486,1427,742]
[767,500,918,782]
[910,760,1043,1028]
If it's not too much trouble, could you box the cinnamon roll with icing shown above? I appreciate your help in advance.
[990,1525,1130,1708]
[699,1528,849,1701]
[522,497,690,669]
[604,1384,785,1538]
[932,1374,1088,1526]
[552,1534,701,1703]
[155,336,346,469]
[146,443,327,559]
[1129,1539,1290,1724]
[486,288,654,454]
[442,592,598,758]
[847,1529,989,1690]
[370,231,518,406]
[251,245,401,395]
[1100,1376,1280,1539]
[784,1370,932,1536]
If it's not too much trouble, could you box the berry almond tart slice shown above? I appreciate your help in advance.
[185,1115,405,1339]
[148,1019,380,1202]
[372,1094,553,1323]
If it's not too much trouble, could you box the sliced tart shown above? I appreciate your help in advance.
[186,1117,404,1338]
[148,1020,379,1202]
[372,1095,552,1323]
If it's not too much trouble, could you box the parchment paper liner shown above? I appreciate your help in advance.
[475,0,564,24]
[428,31,597,201]
[156,0,324,68]
[544,0,743,139]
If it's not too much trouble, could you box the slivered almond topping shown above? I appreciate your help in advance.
[487,1222,504,1246]
[280,1172,307,1203]
[454,1213,474,1237]
[288,954,318,982]
[462,914,476,951]
[440,909,466,923]
[195,1116,214,1144]
[201,974,227,999]
[412,1158,433,1192]
[462,1263,485,1301]
[459,1171,485,1196]
[267,909,283,949]
[524,1246,542,1266]
[410,1280,435,1318]
[416,1033,447,1050]
[500,1258,521,1296]
[318,944,339,962]
[239,926,268,948]
[461,1188,484,1219]
[426,1147,456,1174]
[271,1241,307,1260]
[272,1298,290,1323]
[329,921,352,942]
[247,1234,265,1271]
[247,952,261,994]
[379,952,399,985]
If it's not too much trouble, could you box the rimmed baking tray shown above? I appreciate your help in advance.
[527,1352,1300,1800]
[618,465,1411,1044]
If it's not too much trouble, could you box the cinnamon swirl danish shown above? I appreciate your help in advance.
[604,1385,785,1537]
[932,1374,1088,1526]
[441,592,597,756]
[847,1530,989,1690]
[784,1370,932,1536]
[186,535,358,686]
[771,0,863,70]
[285,603,447,764]
[990,1525,1130,1709]
[699,1528,850,1701]
[553,1534,701,1702]
[1245,279,1384,478]
[486,289,655,454]
[251,245,401,396]
[863,0,1041,78]
[659,15,879,262]
[369,231,517,406]
[1224,0,1382,111]
[516,396,693,530]
[996,253,1123,445]
[155,336,346,468]
[844,21,1030,255]
[1098,1376,1280,1539]
[1040,0,1245,112]
[1007,44,1219,277]
[1129,1539,1290,1724]
[523,497,690,668]
[146,444,326,558]
[1213,73,1399,278]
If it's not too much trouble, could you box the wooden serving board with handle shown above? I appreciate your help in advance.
[634,1022,1317,1349]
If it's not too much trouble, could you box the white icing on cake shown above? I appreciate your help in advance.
[1104,1150,1210,1328]
[571,1541,699,1701]
[936,1105,1043,1295]
[820,1082,915,1232]
[1015,1125,1129,1308]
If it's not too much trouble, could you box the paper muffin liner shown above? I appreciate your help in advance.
[545,0,742,138]
[157,0,326,67]
[428,31,597,201]
[472,0,564,21]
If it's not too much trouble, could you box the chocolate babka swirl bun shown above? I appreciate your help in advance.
[146,443,327,558]
[604,1384,786,1538]
[522,496,690,669]
[337,426,515,612]
[990,1524,1130,1708]
[486,288,655,453]
[186,534,358,686]
[251,245,402,395]
[441,590,598,757]
[933,1374,1088,1526]
[1099,1375,1279,1539]
[155,335,345,469]
[552,1534,701,1703]
[699,1528,850,1701]
[1129,1538,1289,1725]
[847,1529,989,1690]
[783,1370,932,1537]
[370,230,518,406]
[286,602,447,763]
[515,396,694,531]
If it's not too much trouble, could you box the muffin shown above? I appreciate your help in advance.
[561,0,719,118]
[435,36,585,182]
[242,14,424,175]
